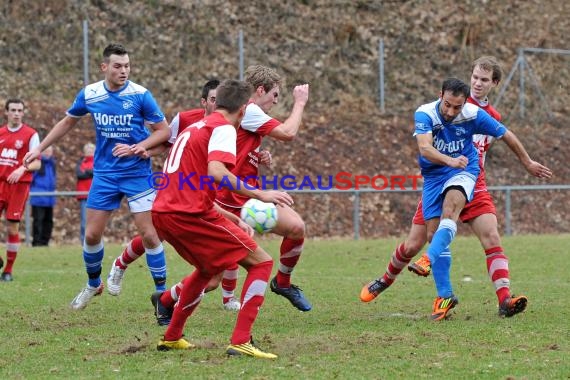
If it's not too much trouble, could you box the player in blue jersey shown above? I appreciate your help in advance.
[414,77,552,321]
[24,43,171,310]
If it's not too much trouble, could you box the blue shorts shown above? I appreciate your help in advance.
[422,171,477,221]
[87,174,156,213]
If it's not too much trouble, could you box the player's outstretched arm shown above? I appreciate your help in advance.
[24,116,78,167]
[268,84,309,141]
[500,130,553,179]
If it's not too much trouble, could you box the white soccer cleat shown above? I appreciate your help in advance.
[223,297,241,311]
[107,264,125,296]
[70,283,104,310]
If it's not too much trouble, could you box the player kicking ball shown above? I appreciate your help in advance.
[151,79,293,358]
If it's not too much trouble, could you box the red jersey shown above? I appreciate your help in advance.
[0,123,39,183]
[467,96,502,193]
[216,102,280,208]
[153,112,237,214]
[168,109,206,144]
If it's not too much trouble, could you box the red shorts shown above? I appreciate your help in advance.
[216,199,242,218]
[152,209,257,275]
[0,181,31,221]
[412,190,496,225]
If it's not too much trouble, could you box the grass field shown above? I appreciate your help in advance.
[1,234,569,379]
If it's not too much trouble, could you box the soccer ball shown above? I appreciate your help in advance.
[240,198,278,234]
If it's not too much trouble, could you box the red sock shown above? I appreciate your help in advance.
[231,260,272,345]
[164,272,210,341]
[382,242,411,285]
[485,246,510,304]
[4,233,20,274]
[222,264,239,303]
[160,281,183,308]
[276,238,304,288]
[115,235,145,269]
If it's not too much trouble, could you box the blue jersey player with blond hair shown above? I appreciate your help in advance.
[24,43,171,310]
[414,77,551,321]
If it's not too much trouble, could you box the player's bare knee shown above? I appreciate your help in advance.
[286,220,305,240]
[243,247,273,267]
[481,230,501,249]
[139,229,161,248]
[404,240,425,258]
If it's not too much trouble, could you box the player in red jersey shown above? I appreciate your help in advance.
[169,79,219,139]
[148,79,277,324]
[0,99,41,281]
[360,56,551,318]
[113,79,243,311]
[214,65,312,311]
[152,79,292,358]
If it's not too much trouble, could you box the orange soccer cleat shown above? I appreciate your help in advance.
[408,253,432,277]
[431,295,459,321]
[359,278,389,303]
[499,295,528,317]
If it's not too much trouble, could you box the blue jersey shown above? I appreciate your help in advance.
[67,80,165,176]
[414,100,507,178]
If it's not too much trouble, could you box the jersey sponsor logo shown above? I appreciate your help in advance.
[93,113,134,126]
[433,135,466,156]
[247,151,259,168]
[1,147,18,159]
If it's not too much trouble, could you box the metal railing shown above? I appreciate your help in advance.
[24,191,87,246]
[24,185,570,244]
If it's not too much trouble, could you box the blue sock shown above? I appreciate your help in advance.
[145,243,167,291]
[431,250,452,297]
[83,241,104,288]
[427,219,457,298]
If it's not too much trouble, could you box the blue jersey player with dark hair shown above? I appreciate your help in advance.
[24,43,171,310]
[414,77,552,321]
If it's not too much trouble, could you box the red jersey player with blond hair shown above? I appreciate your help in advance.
[151,79,293,358]
[0,99,41,281]
[216,65,312,312]
[360,56,550,318]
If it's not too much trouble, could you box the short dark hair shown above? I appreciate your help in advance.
[201,79,220,100]
[441,77,470,99]
[5,98,24,111]
[215,80,253,113]
[103,44,128,62]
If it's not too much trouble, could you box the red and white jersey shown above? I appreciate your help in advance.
[467,95,502,193]
[153,112,237,214]
[216,102,280,208]
[168,108,206,144]
[0,123,40,183]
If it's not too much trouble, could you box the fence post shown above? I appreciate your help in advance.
[505,188,512,236]
[378,38,385,113]
[83,19,89,86]
[518,49,525,119]
[238,29,244,80]
[24,199,31,246]
[353,191,360,240]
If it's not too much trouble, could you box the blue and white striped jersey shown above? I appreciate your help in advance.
[67,80,165,175]
[413,100,507,178]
